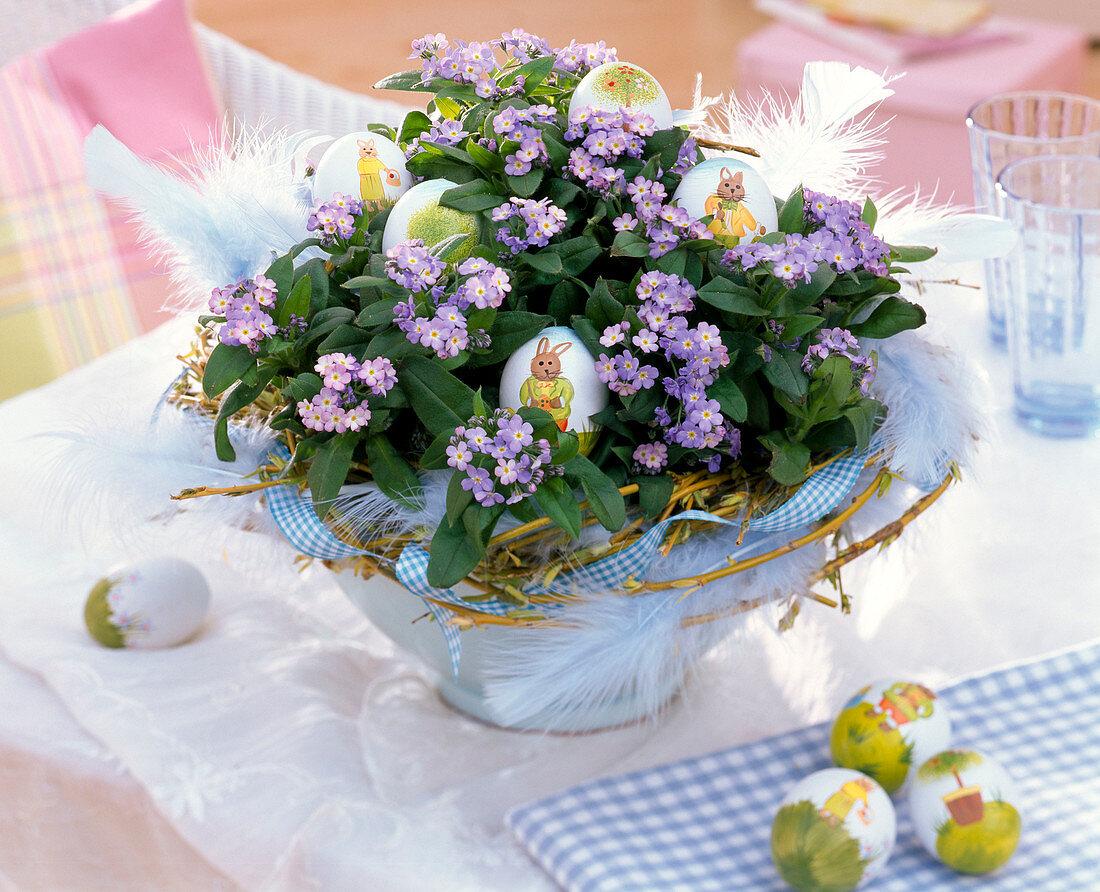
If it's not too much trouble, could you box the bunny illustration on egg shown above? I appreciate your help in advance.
[671,157,778,247]
[499,327,609,455]
[311,132,410,210]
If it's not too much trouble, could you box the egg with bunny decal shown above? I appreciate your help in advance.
[671,157,778,247]
[311,131,410,210]
[499,327,609,456]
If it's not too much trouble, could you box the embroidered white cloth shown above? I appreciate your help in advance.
[0,278,1098,889]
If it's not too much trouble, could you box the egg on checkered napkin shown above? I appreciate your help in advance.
[567,61,673,129]
[908,749,1022,875]
[381,178,480,262]
[84,557,211,649]
[310,132,410,209]
[772,767,896,891]
[830,680,952,794]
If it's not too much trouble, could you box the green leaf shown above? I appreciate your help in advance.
[373,69,436,92]
[466,311,551,367]
[533,477,583,539]
[780,262,837,311]
[356,298,401,328]
[212,366,276,461]
[507,167,545,197]
[553,430,580,465]
[399,354,477,435]
[264,254,294,298]
[761,433,811,486]
[777,186,806,233]
[763,349,810,402]
[813,354,856,412]
[547,281,587,319]
[633,473,675,519]
[610,230,651,258]
[778,314,825,341]
[890,244,938,264]
[439,180,505,213]
[520,251,564,275]
[698,278,770,316]
[398,110,433,145]
[842,398,884,454]
[848,296,927,339]
[708,375,749,423]
[564,454,625,532]
[862,196,878,230]
[277,275,311,327]
[426,513,483,587]
[546,236,603,276]
[365,435,422,507]
[202,342,255,398]
[419,429,454,470]
[584,279,625,329]
[432,96,463,120]
[306,433,357,518]
[445,468,473,527]
[502,54,555,91]
[467,140,505,174]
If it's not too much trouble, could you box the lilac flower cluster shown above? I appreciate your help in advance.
[446,410,558,507]
[594,272,740,470]
[411,35,502,99]
[384,239,449,295]
[491,104,558,177]
[801,327,877,397]
[562,106,654,196]
[498,29,552,63]
[296,352,398,433]
[622,174,713,258]
[553,39,617,74]
[306,193,363,246]
[724,189,892,285]
[632,441,668,472]
[390,250,512,359]
[405,119,470,159]
[491,197,567,254]
[208,275,278,349]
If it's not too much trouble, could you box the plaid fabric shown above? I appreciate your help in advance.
[0,0,218,401]
[506,639,1100,891]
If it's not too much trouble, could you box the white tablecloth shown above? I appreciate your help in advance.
[1,274,1097,891]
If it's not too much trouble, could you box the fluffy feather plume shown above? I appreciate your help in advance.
[34,405,278,549]
[868,332,985,489]
[483,545,826,728]
[872,189,1016,263]
[84,123,314,311]
[693,62,899,199]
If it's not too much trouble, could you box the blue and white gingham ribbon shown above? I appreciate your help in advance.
[266,450,868,675]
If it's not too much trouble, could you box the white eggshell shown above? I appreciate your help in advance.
[908,749,1022,874]
[830,679,952,794]
[381,178,480,260]
[311,132,410,207]
[567,61,673,129]
[499,326,609,455]
[85,557,211,649]
[671,156,778,247]
[772,767,896,891]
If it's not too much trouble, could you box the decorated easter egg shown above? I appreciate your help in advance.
[671,156,778,247]
[498,326,609,456]
[567,61,673,129]
[311,131,410,209]
[772,768,896,892]
[84,557,211,649]
[830,679,951,794]
[909,749,1022,874]
[381,178,480,261]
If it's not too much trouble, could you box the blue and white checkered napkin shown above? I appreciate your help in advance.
[506,639,1100,891]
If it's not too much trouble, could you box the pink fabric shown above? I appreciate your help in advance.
[41,0,221,160]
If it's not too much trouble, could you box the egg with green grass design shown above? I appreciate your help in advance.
[909,749,1022,874]
[771,767,896,891]
[381,179,479,261]
[830,680,951,793]
[84,557,211,649]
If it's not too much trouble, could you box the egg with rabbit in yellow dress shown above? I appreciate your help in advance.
[499,326,609,456]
